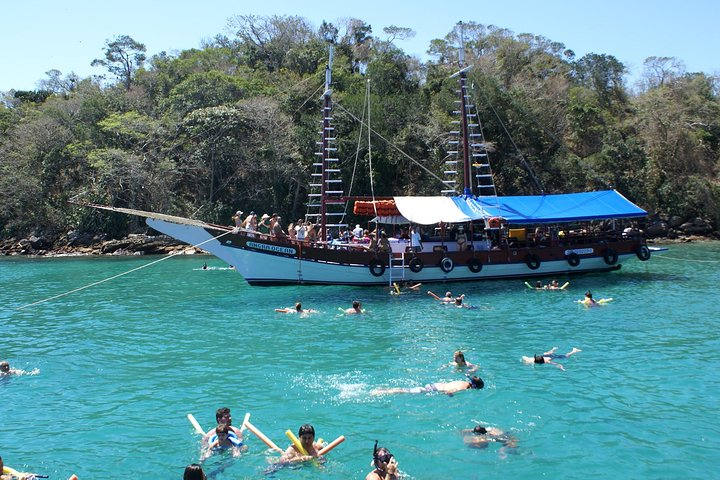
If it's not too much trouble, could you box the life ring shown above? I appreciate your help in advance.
[525,254,541,270]
[209,431,243,447]
[468,258,482,273]
[487,217,502,228]
[409,257,424,273]
[636,245,651,261]
[369,259,385,277]
[603,248,619,265]
[440,257,454,273]
[566,252,580,267]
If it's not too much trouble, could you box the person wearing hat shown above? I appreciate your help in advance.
[258,214,271,234]
[232,210,244,227]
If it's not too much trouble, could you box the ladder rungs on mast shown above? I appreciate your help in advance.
[444,170,457,174]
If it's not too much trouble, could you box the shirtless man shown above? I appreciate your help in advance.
[427,290,456,303]
[201,407,243,446]
[344,300,363,314]
[371,376,484,396]
[275,302,317,314]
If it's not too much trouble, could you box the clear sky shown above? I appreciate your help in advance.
[1,0,718,92]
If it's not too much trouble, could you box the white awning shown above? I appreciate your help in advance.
[393,196,475,225]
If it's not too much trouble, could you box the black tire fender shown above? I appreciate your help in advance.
[369,259,385,277]
[603,248,619,265]
[440,257,454,273]
[468,258,482,273]
[566,252,580,267]
[409,257,424,273]
[526,254,541,270]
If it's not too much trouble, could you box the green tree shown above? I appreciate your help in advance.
[92,35,147,90]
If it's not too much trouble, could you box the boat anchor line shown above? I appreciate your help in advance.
[16,229,235,311]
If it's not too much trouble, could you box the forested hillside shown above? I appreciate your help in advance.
[1,17,718,245]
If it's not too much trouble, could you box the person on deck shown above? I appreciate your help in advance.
[378,232,392,254]
[258,214,271,234]
[410,226,423,253]
[272,216,288,240]
[232,210,244,228]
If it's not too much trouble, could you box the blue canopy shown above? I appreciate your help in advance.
[395,190,646,225]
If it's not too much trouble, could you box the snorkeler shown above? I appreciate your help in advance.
[366,442,399,480]
[522,347,582,371]
[371,376,484,396]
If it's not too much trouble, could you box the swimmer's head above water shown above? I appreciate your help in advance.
[533,354,545,364]
[468,375,484,389]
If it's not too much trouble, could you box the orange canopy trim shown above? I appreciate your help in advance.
[353,200,400,217]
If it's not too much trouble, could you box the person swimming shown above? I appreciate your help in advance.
[522,347,582,371]
[371,376,484,396]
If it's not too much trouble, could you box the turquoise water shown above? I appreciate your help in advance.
[1,243,719,479]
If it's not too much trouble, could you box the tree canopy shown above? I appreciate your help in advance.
[1,18,718,242]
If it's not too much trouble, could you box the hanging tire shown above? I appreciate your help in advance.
[369,259,385,277]
[603,248,619,265]
[566,253,580,267]
[440,257,454,273]
[636,245,651,261]
[468,258,482,273]
[409,257,424,273]
[525,254,541,270]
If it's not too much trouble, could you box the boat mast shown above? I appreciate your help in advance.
[457,27,473,197]
[319,46,333,241]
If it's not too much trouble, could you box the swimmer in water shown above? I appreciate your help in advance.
[366,442,399,480]
[279,424,323,463]
[344,300,364,314]
[371,376,484,396]
[522,347,582,371]
[427,290,455,303]
[275,302,317,314]
[462,425,518,457]
[445,351,478,373]
[201,423,244,460]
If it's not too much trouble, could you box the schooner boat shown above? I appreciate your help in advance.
[82,42,657,286]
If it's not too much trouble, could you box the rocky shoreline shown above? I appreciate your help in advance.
[1,216,717,257]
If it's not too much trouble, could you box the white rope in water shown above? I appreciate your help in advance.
[16,229,234,310]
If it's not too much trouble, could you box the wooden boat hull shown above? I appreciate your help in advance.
[147,218,649,286]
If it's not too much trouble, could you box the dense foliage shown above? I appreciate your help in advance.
[1,17,718,241]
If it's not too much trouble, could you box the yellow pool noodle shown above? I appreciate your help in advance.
[285,429,308,455]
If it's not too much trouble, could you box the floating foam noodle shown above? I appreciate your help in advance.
[285,429,308,455]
